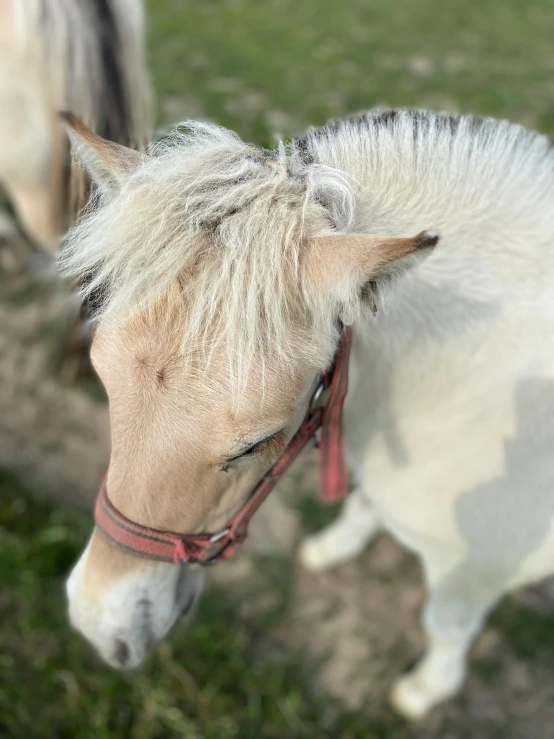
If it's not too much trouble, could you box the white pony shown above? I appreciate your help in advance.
[62,109,554,720]
[0,0,150,254]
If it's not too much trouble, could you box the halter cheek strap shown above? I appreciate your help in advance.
[94,325,352,565]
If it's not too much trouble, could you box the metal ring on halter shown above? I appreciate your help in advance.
[309,381,326,413]
[209,528,230,543]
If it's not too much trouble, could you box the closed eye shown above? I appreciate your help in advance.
[228,430,285,462]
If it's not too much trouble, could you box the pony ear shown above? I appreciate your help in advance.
[60,111,144,193]
[306,230,439,317]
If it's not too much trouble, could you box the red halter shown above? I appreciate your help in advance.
[94,326,353,565]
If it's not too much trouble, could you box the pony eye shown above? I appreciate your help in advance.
[229,430,285,462]
[232,439,265,460]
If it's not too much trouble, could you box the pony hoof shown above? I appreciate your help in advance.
[298,535,336,572]
[389,674,437,721]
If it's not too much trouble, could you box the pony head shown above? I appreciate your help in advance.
[61,114,437,667]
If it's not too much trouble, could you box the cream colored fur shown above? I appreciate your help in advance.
[0,0,150,252]
[64,109,554,719]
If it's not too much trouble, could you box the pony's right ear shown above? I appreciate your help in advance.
[305,230,439,319]
[60,111,144,194]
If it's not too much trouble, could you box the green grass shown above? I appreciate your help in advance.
[147,0,554,145]
[489,600,554,665]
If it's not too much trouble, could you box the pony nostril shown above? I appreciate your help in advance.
[181,593,195,616]
[113,639,131,667]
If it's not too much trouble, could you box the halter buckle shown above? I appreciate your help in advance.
[209,528,230,544]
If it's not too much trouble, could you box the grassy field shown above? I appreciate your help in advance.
[148,0,554,143]
[3,0,554,736]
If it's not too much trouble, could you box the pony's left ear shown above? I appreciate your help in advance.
[305,230,439,317]
[60,111,144,193]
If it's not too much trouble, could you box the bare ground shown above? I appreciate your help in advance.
[2,266,554,738]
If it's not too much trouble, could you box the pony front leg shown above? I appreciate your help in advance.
[390,561,502,720]
[299,489,381,571]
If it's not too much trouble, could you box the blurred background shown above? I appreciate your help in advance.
[2,0,554,737]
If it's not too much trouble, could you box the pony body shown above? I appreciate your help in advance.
[63,110,554,719]
[299,111,554,716]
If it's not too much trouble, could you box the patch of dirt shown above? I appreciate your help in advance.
[0,269,107,510]
[2,268,554,738]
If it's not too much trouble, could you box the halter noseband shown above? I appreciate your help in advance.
[94,326,353,565]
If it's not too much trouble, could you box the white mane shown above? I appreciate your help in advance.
[61,110,554,382]
[61,122,355,380]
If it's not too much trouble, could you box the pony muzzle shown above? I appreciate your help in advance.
[66,534,203,669]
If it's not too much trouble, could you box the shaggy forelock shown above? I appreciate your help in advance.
[61,122,356,385]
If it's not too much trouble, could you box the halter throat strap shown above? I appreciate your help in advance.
[94,325,353,565]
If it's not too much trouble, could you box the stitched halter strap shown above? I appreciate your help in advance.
[94,325,352,565]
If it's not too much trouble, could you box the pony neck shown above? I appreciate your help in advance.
[298,111,554,249]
